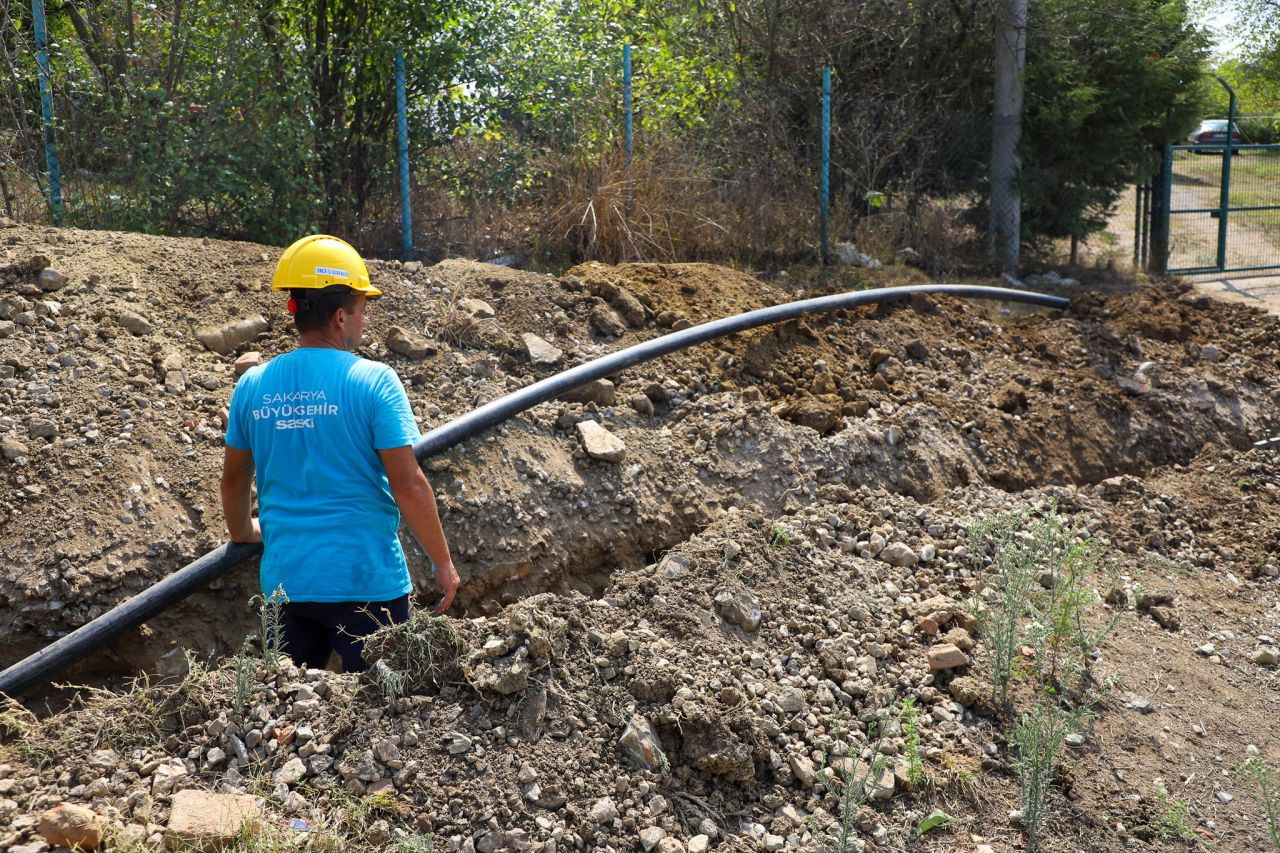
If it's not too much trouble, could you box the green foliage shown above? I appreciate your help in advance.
[898,697,926,786]
[767,522,794,549]
[255,586,290,670]
[1012,702,1085,853]
[1151,779,1199,844]
[362,608,463,699]
[969,501,1122,702]
[813,712,890,853]
[233,638,259,711]
[1237,758,1280,850]
[916,809,955,835]
[0,0,1214,259]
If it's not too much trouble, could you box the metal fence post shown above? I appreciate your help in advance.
[1149,144,1172,275]
[1216,76,1236,271]
[395,49,412,261]
[623,45,633,167]
[821,67,831,264]
[31,0,63,224]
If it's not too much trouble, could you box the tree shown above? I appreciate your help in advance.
[1018,0,1208,254]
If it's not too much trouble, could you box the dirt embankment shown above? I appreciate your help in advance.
[1,223,1279,851]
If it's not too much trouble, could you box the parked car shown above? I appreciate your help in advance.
[1187,119,1243,151]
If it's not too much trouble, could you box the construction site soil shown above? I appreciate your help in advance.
[1,220,1279,852]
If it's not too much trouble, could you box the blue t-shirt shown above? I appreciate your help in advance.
[225,348,419,602]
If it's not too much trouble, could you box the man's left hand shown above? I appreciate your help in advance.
[434,560,460,614]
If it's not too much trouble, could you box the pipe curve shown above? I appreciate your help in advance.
[0,283,1067,697]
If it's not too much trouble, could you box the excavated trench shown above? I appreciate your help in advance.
[4,238,1280,704]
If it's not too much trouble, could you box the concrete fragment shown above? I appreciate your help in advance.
[37,267,68,292]
[619,715,667,770]
[39,802,103,849]
[386,326,435,359]
[521,332,563,365]
[926,643,969,671]
[577,420,626,462]
[196,315,269,355]
[166,789,259,850]
[557,378,616,406]
[234,352,262,376]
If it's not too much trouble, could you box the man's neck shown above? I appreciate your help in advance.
[298,329,348,350]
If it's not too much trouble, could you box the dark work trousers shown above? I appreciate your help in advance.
[279,595,410,672]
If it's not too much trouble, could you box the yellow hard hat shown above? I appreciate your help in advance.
[271,234,381,297]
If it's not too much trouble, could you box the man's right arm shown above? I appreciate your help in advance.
[220,446,262,544]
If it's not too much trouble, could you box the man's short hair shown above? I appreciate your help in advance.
[292,285,359,333]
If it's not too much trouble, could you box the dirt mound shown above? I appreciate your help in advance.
[2,222,1280,851]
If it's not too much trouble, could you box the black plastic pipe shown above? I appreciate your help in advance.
[0,283,1067,697]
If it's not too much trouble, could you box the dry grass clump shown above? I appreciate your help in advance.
[361,608,464,699]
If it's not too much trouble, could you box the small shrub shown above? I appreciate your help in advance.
[233,638,260,711]
[767,522,794,550]
[1012,702,1084,853]
[1237,758,1280,850]
[899,697,926,786]
[970,501,1122,701]
[252,586,289,671]
[813,712,890,852]
[1151,779,1198,844]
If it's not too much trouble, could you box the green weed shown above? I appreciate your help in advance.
[969,501,1122,702]
[252,585,290,670]
[1237,758,1280,850]
[899,697,926,786]
[1151,780,1198,843]
[767,521,794,549]
[1011,701,1085,853]
[812,712,890,852]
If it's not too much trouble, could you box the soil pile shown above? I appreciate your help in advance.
[1,222,1279,851]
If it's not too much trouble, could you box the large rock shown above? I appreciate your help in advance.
[619,715,667,770]
[39,802,102,849]
[577,420,626,462]
[714,589,762,631]
[386,326,435,360]
[558,379,616,406]
[166,789,259,850]
[589,304,627,337]
[1,436,28,461]
[37,267,68,292]
[457,297,495,319]
[926,643,969,671]
[521,332,563,366]
[196,315,269,355]
[273,756,307,786]
[118,312,155,336]
[880,542,919,567]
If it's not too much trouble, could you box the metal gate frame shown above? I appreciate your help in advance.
[1148,77,1280,276]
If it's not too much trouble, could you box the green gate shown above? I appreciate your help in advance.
[1149,141,1280,275]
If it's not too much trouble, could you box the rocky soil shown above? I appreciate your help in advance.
[1,221,1279,851]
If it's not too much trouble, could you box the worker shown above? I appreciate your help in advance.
[219,234,460,672]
